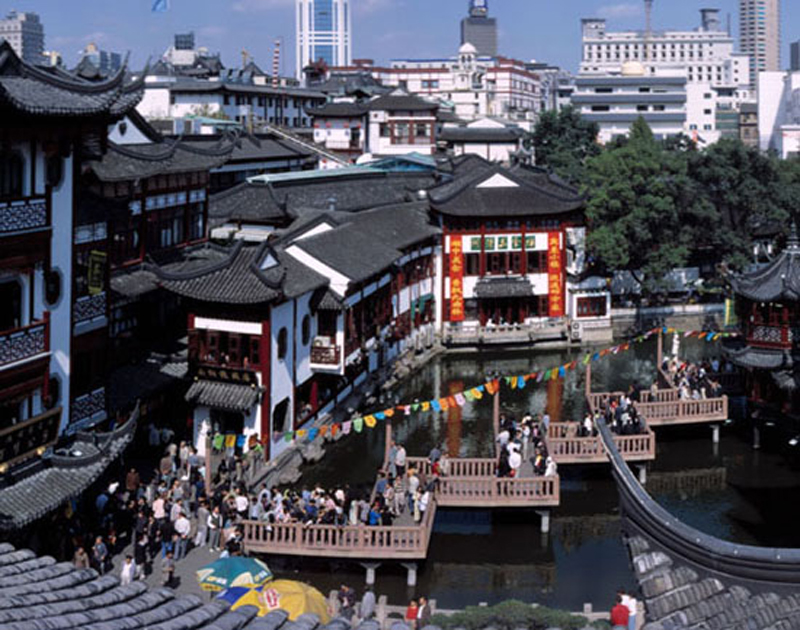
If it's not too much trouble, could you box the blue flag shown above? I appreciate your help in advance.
[152,0,169,12]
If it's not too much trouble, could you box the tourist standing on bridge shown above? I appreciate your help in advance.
[417,596,431,627]
[338,585,356,621]
[619,589,637,630]
[395,443,407,478]
[405,600,419,629]
[360,586,376,620]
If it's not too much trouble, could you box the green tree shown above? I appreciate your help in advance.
[583,117,703,294]
[686,138,789,269]
[530,105,601,185]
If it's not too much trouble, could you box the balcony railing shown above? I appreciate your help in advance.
[747,324,793,348]
[0,406,62,467]
[70,387,106,429]
[310,343,341,366]
[0,195,50,237]
[74,292,107,325]
[0,318,49,368]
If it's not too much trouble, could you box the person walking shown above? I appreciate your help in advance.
[395,443,407,478]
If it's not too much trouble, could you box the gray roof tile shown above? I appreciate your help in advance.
[185,380,262,412]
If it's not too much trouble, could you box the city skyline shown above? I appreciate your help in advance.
[7,0,797,75]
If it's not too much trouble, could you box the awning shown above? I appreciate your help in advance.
[185,380,262,413]
[474,277,534,299]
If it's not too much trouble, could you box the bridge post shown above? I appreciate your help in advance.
[401,562,418,587]
[637,464,647,485]
[536,509,550,534]
[711,424,720,445]
[657,329,663,368]
[585,362,592,397]
[361,562,381,585]
[753,425,761,450]
[384,416,393,470]
[493,386,500,441]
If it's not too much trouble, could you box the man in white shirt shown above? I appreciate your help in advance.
[120,555,136,585]
[620,590,637,630]
[395,444,407,477]
[235,492,249,517]
[174,512,191,560]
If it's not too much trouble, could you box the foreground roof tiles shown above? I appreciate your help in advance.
[0,41,142,118]
[729,229,800,303]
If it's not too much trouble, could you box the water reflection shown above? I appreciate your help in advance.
[288,338,800,610]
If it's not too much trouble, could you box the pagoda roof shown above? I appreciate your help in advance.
[0,41,142,118]
[428,162,584,218]
[729,227,800,302]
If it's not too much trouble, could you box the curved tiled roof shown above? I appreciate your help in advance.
[599,418,800,629]
[0,41,143,118]
[729,229,800,303]
[305,102,369,117]
[439,126,524,143]
[185,380,262,412]
[428,163,584,218]
[89,139,234,182]
[209,182,293,228]
[0,408,137,532]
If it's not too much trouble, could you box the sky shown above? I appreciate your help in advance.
[8,0,799,75]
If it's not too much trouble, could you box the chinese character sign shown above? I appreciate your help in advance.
[547,232,564,317]
[449,236,465,322]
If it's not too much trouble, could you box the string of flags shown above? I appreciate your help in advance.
[212,327,739,450]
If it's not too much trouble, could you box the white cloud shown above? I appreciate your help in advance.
[354,0,396,15]
[597,3,643,18]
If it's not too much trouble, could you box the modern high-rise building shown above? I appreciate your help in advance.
[791,41,800,72]
[296,0,351,79]
[739,0,780,87]
[460,0,497,57]
[0,10,44,63]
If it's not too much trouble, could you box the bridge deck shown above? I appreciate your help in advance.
[545,422,656,465]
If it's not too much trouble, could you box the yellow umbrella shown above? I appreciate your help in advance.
[220,579,330,623]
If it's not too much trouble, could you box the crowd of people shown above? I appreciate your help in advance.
[495,412,557,478]
[610,588,639,630]
[662,357,726,400]
[591,393,647,436]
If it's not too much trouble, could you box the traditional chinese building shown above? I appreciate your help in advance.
[726,229,800,423]
[154,200,438,458]
[428,156,585,344]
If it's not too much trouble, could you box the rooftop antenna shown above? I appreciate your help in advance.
[644,0,653,61]
[241,49,249,70]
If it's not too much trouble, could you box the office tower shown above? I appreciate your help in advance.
[739,0,780,87]
[0,11,44,63]
[296,0,352,78]
[791,41,800,72]
[460,0,497,57]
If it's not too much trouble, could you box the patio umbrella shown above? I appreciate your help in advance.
[196,557,272,592]
[217,579,330,623]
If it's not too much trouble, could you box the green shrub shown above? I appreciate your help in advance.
[428,599,596,630]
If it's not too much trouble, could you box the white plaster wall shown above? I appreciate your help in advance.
[270,301,295,437]
[51,153,73,432]
[137,87,171,119]
[194,317,262,335]
[294,292,314,387]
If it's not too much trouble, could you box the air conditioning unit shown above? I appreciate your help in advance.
[570,320,582,341]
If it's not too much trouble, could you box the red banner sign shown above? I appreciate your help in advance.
[547,232,564,317]
[449,236,465,322]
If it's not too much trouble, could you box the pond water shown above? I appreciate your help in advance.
[272,338,800,613]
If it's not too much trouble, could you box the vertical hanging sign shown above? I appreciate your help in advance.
[449,236,465,322]
[547,232,564,317]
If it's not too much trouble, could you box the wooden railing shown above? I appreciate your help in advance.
[406,456,496,478]
[437,475,560,508]
[0,406,61,467]
[546,422,656,464]
[634,397,728,426]
[242,499,437,560]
